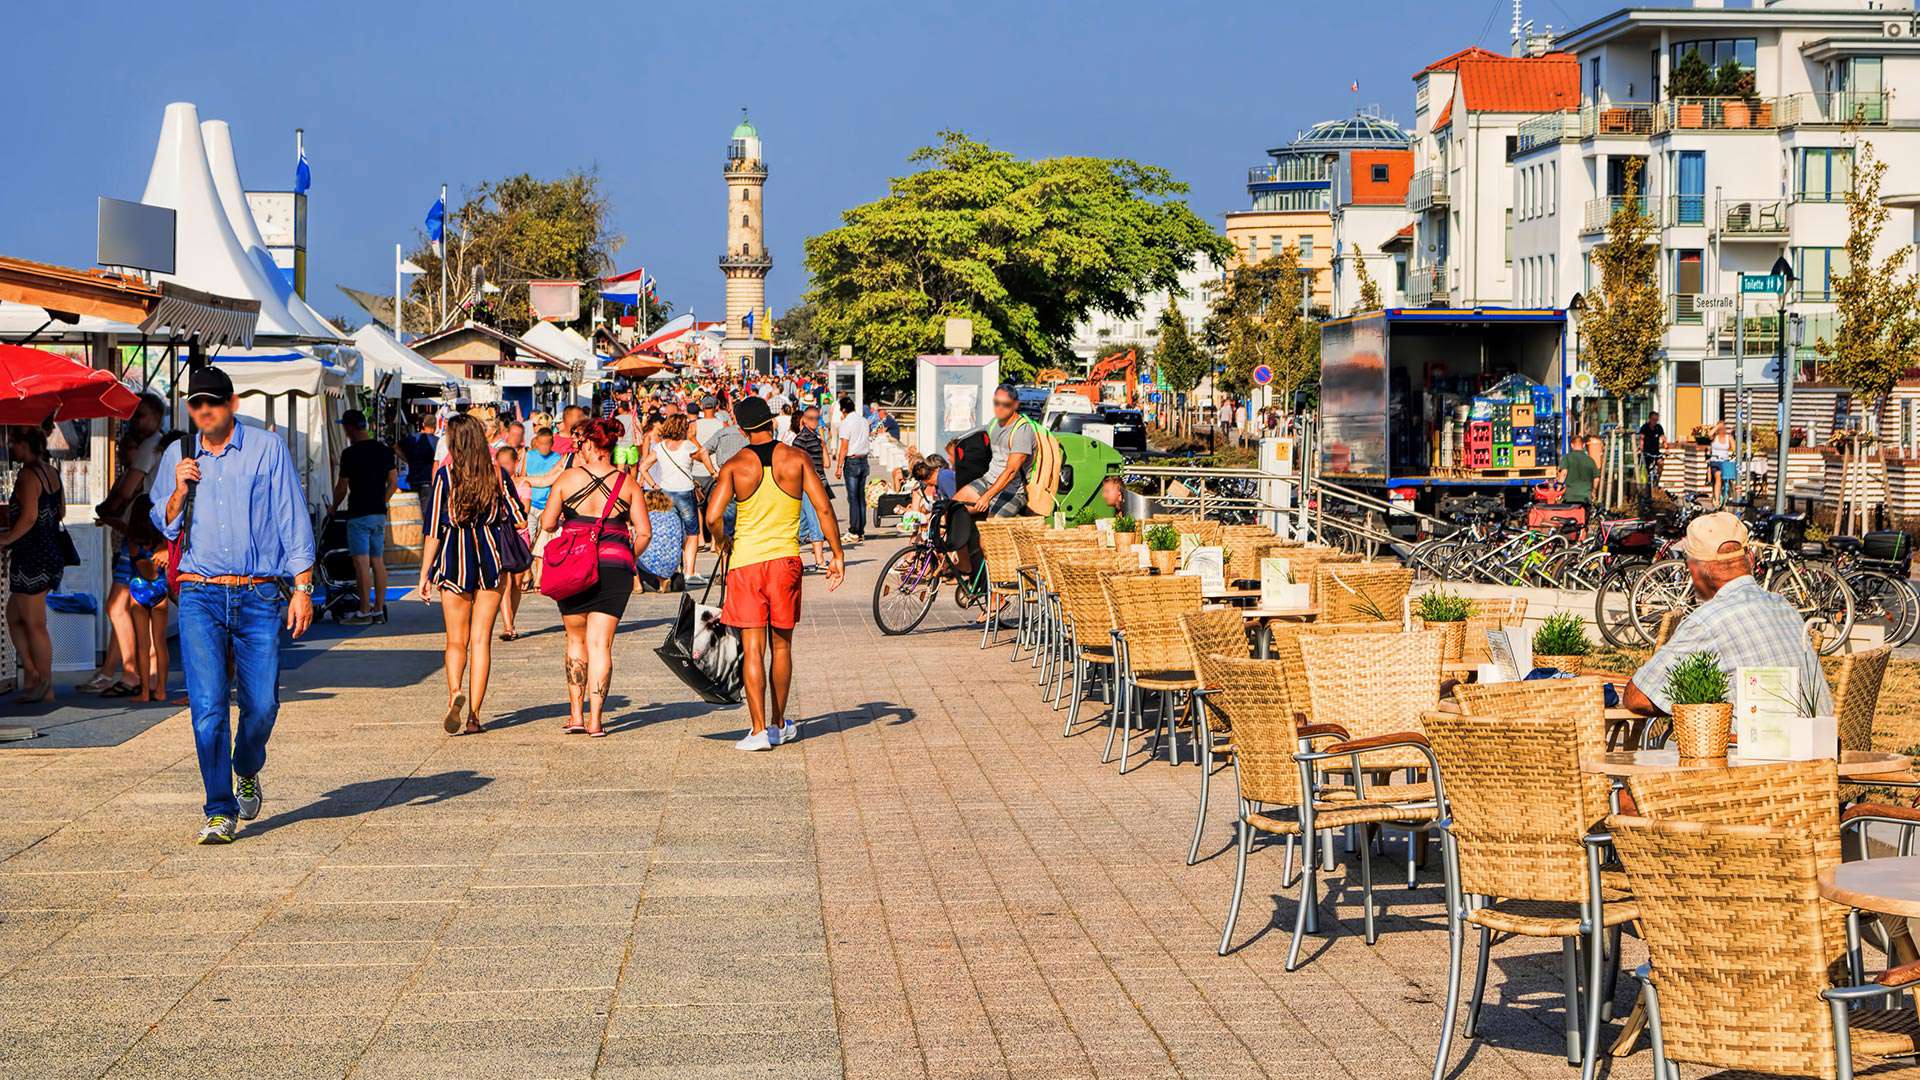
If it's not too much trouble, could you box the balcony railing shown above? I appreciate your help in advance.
[1715,197,1787,238]
[1664,195,1708,228]
[1655,96,1780,132]
[1581,195,1652,234]
[1513,112,1579,155]
[1777,91,1887,127]
[1581,101,1655,138]
[1406,264,1447,306]
[1407,169,1448,213]
[1248,158,1333,186]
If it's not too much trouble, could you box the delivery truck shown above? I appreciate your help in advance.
[1318,308,1568,516]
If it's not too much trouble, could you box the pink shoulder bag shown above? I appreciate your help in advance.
[539,472,626,601]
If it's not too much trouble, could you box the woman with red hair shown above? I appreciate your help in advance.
[540,417,651,737]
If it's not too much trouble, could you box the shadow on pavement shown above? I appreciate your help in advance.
[486,696,633,731]
[281,649,446,697]
[242,770,494,836]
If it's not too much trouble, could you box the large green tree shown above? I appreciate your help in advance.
[1153,298,1207,396]
[1204,247,1319,399]
[1582,161,1665,412]
[803,132,1232,385]
[775,301,827,368]
[403,171,624,335]
[1816,138,1920,419]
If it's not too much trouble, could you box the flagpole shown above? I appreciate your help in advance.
[437,184,448,329]
[394,242,404,339]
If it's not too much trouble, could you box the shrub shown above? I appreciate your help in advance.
[1113,514,1138,534]
[1664,651,1730,706]
[1413,590,1475,623]
[1145,524,1181,552]
[1532,612,1592,657]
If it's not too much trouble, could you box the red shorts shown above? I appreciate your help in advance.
[721,556,803,630]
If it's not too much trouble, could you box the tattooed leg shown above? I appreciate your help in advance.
[563,618,588,728]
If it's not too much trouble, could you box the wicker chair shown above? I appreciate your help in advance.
[1102,574,1204,773]
[1424,712,1639,1079]
[1221,527,1280,587]
[1835,647,1894,802]
[1007,526,1049,662]
[1181,610,1255,865]
[1315,563,1413,625]
[1210,656,1440,966]
[1610,813,1920,1080]
[975,520,1024,649]
[1454,678,1613,828]
[1651,609,1682,648]
[1053,556,1141,734]
[1031,540,1104,694]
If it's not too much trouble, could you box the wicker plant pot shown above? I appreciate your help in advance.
[1422,619,1468,662]
[1534,654,1585,675]
[1669,702,1733,759]
[1112,532,1137,552]
[1150,549,1178,574]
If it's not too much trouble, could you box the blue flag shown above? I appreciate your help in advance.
[424,195,445,244]
[742,309,755,333]
[294,146,311,194]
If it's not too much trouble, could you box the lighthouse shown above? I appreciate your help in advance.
[720,109,770,372]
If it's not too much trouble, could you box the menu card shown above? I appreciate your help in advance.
[1485,629,1532,682]
[1180,547,1226,594]
[1734,666,1834,760]
[1259,557,1308,610]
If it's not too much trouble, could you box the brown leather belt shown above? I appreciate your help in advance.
[176,573,279,586]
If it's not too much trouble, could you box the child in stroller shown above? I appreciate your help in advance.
[315,514,372,623]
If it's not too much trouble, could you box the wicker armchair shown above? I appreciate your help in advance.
[1008,526,1048,663]
[1101,574,1204,773]
[1181,610,1255,865]
[1454,678,1613,828]
[975,520,1024,649]
[1209,656,1440,966]
[1031,540,1103,694]
[1053,557,1140,735]
[1424,711,1640,1080]
[1315,563,1413,625]
[1610,814,1920,1080]
[1834,647,1895,802]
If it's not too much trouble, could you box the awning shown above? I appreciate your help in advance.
[139,281,261,346]
[212,346,349,397]
[352,324,461,391]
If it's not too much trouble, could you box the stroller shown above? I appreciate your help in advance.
[314,513,366,622]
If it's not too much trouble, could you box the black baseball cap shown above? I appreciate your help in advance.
[340,409,367,427]
[184,365,234,404]
[733,396,774,432]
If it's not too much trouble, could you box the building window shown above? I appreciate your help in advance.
[741,214,749,227]
[1548,253,1556,305]
[1504,208,1514,267]
[1548,161,1557,215]
[1395,257,1407,292]
[1797,148,1853,202]
[1795,247,1847,301]
[1674,250,1704,323]
[741,189,750,202]
[1505,135,1517,160]
[1669,39,1756,82]
[1271,236,1285,259]
[1298,235,1313,260]
[1247,236,1260,262]
[1371,164,1389,183]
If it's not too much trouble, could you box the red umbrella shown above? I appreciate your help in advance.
[0,344,139,425]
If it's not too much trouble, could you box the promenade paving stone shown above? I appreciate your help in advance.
[0,527,1823,1078]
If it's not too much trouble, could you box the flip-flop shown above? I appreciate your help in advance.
[587,728,607,738]
[100,682,142,698]
[562,724,588,735]
[443,693,467,734]
[499,630,518,642]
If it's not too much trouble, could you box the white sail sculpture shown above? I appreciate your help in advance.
[201,118,341,342]
[139,102,308,341]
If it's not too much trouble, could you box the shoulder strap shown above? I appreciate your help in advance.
[591,472,626,541]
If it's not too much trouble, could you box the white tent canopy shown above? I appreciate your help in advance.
[201,119,340,342]
[522,322,606,378]
[140,103,307,341]
[211,347,346,510]
[352,324,459,397]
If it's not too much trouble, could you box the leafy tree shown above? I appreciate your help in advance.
[403,171,623,335]
[1671,47,1714,97]
[1580,158,1665,506]
[1353,255,1382,314]
[1204,246,1319,399]
[803,132,1232,385]
[775,301,827,367]
[1815,138,1920,422]
[1153,298,1207,396]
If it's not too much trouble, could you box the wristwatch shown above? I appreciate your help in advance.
[291,582,315,596]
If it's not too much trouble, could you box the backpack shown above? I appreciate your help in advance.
[951,429,991,490]
[1021,418,1061,517]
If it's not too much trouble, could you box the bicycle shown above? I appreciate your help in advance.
[1625,511,1855,655]
[870,501,988,635]
[1828,533,1919,648]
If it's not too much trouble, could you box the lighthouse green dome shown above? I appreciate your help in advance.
[732,112,758,140]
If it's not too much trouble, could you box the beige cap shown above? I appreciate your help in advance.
[1683,511,1749,562]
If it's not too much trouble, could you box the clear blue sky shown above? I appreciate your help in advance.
[0,0,1621,327]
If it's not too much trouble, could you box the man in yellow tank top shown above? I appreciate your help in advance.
[706,397,845,751]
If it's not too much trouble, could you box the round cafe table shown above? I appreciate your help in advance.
[1238,606,1318,659]
[1819,857,1920,921]
[1580,749,1913,779]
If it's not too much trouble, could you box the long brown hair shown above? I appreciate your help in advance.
[444,414,498,523]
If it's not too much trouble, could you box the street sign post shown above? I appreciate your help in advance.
[1741,274,1784,294]
[1695,295,1735,312]
[1252,364,1273,386]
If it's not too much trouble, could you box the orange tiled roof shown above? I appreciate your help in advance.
[1415,46,1501,78]
[1349,149,1413,204]
[1456,53,1580,113]
[1380,224,1416,252]
[1433,100,1454,130]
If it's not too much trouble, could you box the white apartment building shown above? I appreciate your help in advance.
[1329,144,1415,313]
[1511,0,1920,442]
[1406,47,1581,307]
[1067,257,1223,367]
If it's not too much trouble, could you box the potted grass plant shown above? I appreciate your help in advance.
[1112,514,1138,552]
[1531,611,1592,674]
[1664,651,1732,759]
[1145,523,1181,574]
[1413,589,1475,662]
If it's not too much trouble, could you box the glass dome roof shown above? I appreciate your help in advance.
[1275,113,1410,154]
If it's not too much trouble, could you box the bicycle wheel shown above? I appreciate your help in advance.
[1627,558,1696,644]
[1771,561,1854,656]
[1409,539,1457,582]
[1844,569,1918,650]
[1593,558,1649,648]
[872,544,941,635]
[1559,549,1613,594]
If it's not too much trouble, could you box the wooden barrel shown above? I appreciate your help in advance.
[385,492,424,568]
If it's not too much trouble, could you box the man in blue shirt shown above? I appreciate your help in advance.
[150,366,316,845]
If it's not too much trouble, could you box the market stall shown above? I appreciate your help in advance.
[211,348,348,513]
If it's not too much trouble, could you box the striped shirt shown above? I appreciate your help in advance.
[1632,575,1832,715]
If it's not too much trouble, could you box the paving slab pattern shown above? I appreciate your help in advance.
[0,526,1851,1079]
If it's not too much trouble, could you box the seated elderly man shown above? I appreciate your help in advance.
[1625,511,1831,717]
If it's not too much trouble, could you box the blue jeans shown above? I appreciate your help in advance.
[842,456,869,536]
[178,581,285,819]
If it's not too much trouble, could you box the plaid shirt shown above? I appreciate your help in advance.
[1632,575,1832,715]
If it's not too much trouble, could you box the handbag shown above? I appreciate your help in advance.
[655,557,743,705]
[539,471,625,601]
[493,470,533,575]
[57,528,80,567]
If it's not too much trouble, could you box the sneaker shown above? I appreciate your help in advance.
[734,730,772,752]
[236,774,262,820]
[780,721,800,745]
[685,573,709,588]
[340,611,374,626]
[767,724,786,747]
[196,816,236,844]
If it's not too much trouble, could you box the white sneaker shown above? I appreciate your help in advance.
[780,721,799,745]
[767,724,786,747]
[735,730,773,752]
